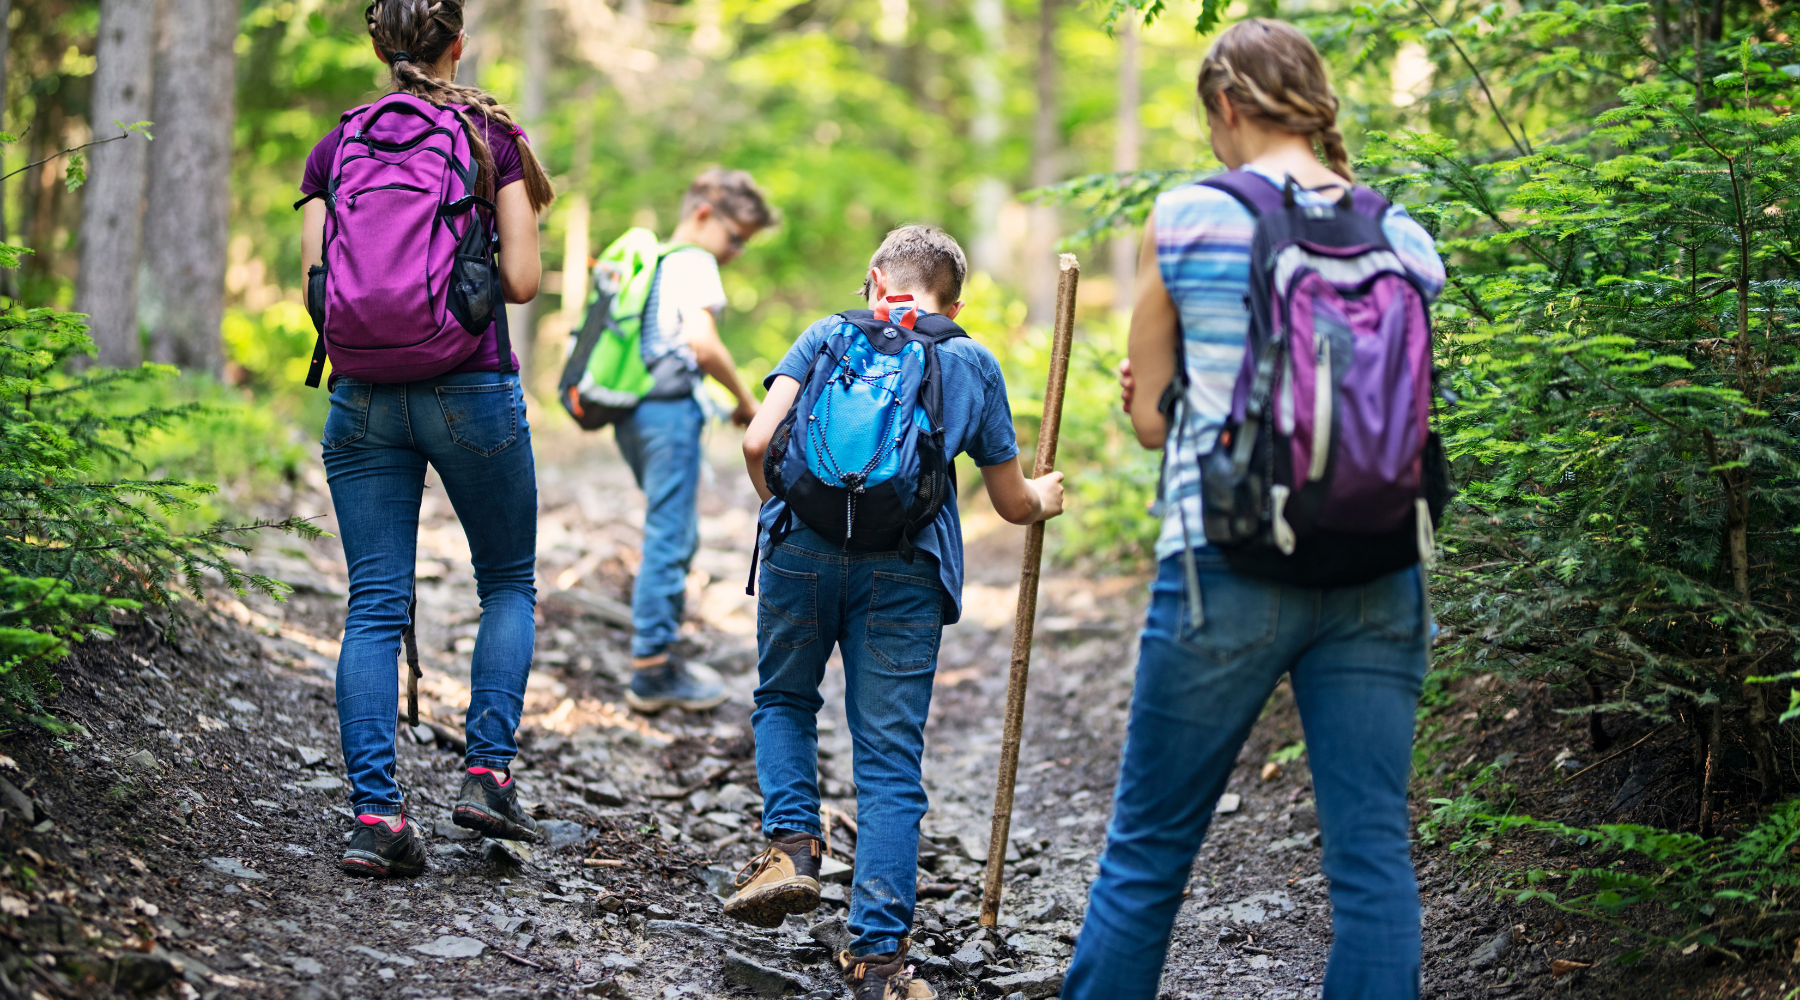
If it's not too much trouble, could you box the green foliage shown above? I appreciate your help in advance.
[1467,800,1800,958]
[1268,741,1307,765]
[1373,21,1800,800]
[1417,756,1519,848]
[0,256,321,724]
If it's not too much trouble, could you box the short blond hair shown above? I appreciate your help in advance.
[861,225,967,305]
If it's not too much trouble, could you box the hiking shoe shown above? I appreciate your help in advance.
[452,767,541,842]
[722,832,824,928]
[840,940,936,1000]
[625,655,728,713]
[339,813,427,879]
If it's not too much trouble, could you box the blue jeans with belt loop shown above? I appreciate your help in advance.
[750,525,946,957]
[1064,548,1428,1000]
[320,371,538,814]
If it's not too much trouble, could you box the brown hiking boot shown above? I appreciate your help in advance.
[721,832,823,928]
[839,939,936,1000]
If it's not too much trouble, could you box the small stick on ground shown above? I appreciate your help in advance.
[499,950,545,970]
[822,803,859,838]
[980,254,1079,928]
[582,858,626,868]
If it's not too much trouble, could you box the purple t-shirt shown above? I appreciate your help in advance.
[302,110,530,375]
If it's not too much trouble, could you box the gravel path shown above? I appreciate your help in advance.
[0,420,1451,1000]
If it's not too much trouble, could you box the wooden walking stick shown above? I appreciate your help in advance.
[980,254,1079,927]
[404,585,422,727]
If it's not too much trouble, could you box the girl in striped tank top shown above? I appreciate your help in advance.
[1064,20,1444,1000]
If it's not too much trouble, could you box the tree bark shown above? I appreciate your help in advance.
[966,0,1006,277]
[76,0,158,367]
[1024,0,1060,326]
[504,0,546,380]
[0,0,13,299]
[141,0,236,373]
[1110,16,1138,319]
[455,0,484,86]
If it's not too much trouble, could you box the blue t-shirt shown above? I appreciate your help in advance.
[760,314,1020,624]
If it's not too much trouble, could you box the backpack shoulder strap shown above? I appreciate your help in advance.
[911,312,969,342]
[1200,170,1285,217]
[1349,185,1392,220]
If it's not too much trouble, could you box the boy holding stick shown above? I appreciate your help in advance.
[736,226,1065,1000]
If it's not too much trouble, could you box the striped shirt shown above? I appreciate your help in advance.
[1154,165,1446,561]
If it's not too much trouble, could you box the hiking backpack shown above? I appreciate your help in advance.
[300,93,510,388]
[1188,170,1453,587]
[751,301,965,590]
[557,229,695,430]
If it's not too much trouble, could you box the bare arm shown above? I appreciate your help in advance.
[1125,210,1180,450]
[743,375,800,502]
[301,199,327,272]
[688,307,759,426]
[981,460,1066,525]
[496,180,540,304]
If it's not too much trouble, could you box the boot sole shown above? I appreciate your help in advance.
[625,690,729,714]
[339,852,425,879]
[453,804,539,843]
[722,876,821,928]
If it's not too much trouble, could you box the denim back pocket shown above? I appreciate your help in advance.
[321,379,372,450]
[1358,565,1425,643]
[866,571,944,673]
[1174,565,1279,664]
[435,381,519,457]
[758,562,819,650]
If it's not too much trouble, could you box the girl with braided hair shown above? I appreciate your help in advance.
[297,0,556,878]
[1065,18,1446,1000]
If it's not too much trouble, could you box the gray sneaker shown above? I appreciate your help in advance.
[625,655,728,713]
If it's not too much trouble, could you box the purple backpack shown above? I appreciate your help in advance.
[301,93,509,387]
[1195,170,1452,587]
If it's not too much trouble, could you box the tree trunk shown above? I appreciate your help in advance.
[142,0,236,373]
[455,0,484,86]
[1025,0,1060,326]
[22,101,66,289]
[0,0,14,299]
[1110,16,1138,319]
[504,0,546,381]
[559,86,593,336]
[76,0,158,367]
[967,0,1006,277]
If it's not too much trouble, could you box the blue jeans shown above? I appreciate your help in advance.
[321,371,538,814]
[1065,549,1427,1000]
[614,397,704,659]
[751,525,945,956]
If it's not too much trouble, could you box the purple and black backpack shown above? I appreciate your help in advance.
[300,92,510,387]
[1195,170,1453,587]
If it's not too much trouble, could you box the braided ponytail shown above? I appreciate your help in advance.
[365,0,556,212]
[1197,19,1355,183]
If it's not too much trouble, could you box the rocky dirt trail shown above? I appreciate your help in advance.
[0,416,1572,1000]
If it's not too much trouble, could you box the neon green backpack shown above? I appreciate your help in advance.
[557,228,694,429]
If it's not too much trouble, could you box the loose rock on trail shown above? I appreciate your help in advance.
[0,417,1574,1000]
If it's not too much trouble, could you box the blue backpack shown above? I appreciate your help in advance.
[752,303,967,591]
